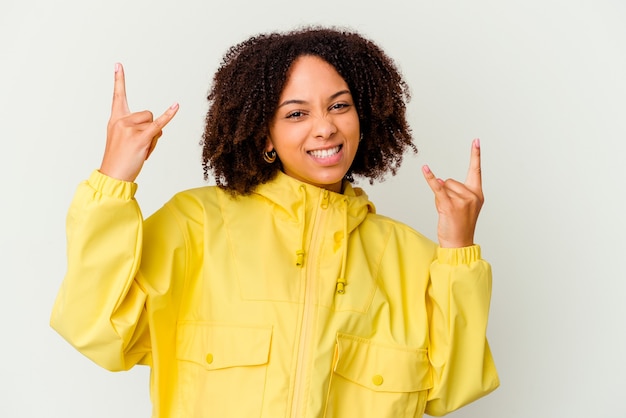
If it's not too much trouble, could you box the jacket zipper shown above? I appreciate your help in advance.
[290,189,329,418]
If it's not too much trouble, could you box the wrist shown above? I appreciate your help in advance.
[438,240,474,249]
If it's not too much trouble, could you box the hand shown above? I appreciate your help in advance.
[99,63,179,182]
[422,138,484,248]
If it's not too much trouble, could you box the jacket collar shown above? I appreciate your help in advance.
[252,171,375,234]
[251,171,376,294]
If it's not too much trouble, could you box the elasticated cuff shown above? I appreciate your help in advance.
[88,170,138,200]
[437,245,482,266]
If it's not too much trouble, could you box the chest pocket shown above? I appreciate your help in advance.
[324,333,433,418]
[176,322,272,417]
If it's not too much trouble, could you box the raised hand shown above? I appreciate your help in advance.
[99,63,179,182]
[422,139,484,248]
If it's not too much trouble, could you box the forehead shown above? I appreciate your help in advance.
[281,55,349,93]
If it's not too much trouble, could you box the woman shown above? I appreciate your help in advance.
[51,27,498,417]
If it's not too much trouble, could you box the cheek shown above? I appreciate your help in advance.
[346,120,361,142]
[267,124,287,149]
[271,124,308,149]
[346,111,360,134]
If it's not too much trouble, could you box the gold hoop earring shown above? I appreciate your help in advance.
[263,150,277,163]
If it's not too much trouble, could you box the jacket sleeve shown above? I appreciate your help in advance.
[425,245,499,416]
[50,170,151,372]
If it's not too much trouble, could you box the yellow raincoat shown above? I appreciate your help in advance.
[51,170,498,417]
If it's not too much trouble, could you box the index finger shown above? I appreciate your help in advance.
[465,138,482,190]
[111,62,130,117]
[422,165,447,198]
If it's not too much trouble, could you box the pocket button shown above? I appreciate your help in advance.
[372,375,384,386]
[206,353,214,364]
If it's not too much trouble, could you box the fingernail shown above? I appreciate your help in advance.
[114,63,120,73]
[422,165,431,174]
[474,138,481,148]
[170,102,179,110]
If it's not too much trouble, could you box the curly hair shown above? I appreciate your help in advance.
[201,26,416,195]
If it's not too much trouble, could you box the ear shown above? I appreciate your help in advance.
[265,137,274,152]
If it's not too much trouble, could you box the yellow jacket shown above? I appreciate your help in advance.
[51,170,498,418]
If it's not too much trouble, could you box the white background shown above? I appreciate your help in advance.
[1,0,625,416]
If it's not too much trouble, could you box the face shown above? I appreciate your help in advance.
[267,55,360,193]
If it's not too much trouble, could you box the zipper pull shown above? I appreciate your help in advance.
[321,189,329,209]
[336,277,346,294]
[295,250,305,267]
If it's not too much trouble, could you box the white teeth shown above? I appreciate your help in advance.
[309,146,340,158]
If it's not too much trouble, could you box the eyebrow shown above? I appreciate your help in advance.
[276,89,352,109]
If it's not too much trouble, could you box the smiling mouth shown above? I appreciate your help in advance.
[308,145,342,158]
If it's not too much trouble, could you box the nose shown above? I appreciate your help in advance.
[313,115,337,139]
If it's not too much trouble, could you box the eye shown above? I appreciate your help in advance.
[330,102,351,112]
[286,110,305,119]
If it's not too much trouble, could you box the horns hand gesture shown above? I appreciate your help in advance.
[422,139,484,248]
[99,63,179,182]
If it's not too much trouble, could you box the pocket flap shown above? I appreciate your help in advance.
[177,322,272,371]
[334,333,433,393]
